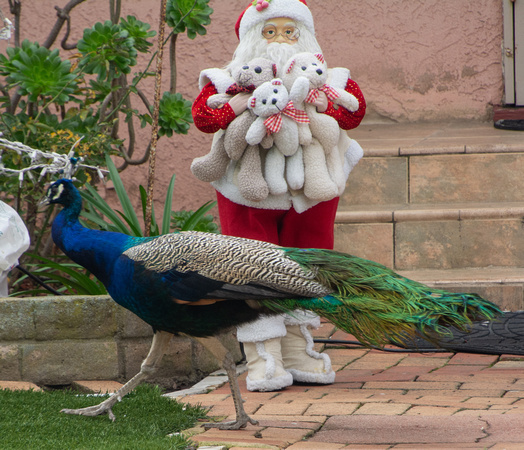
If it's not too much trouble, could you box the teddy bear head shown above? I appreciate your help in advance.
[231,57,277,90]
[248,79,290,117]
[282,52,328,89]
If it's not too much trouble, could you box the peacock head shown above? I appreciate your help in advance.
[42,179,80,207]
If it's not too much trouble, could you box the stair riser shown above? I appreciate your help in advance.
[341,153,524,207]
[334,218,524,271]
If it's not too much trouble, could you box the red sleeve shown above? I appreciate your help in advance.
[192,82,237,134]
[323,78,366,131]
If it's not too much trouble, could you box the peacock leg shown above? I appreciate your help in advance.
[61,330,173,421]
[193,336,259,430]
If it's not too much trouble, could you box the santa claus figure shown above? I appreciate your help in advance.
[192,0,366,392]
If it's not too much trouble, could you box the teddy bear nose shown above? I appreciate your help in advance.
[271,98,278,105]
[255,67,262,74]
[316,69,323,75]
[242,65,249,70]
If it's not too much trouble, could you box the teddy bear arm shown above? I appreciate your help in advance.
[190,133,230,182]
[207,93,233,109]
[245,117,268,146]
[224,110,256,160]
[333,88,359,112]
[289,76,310,107]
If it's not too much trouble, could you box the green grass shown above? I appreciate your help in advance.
[0,384,208,450]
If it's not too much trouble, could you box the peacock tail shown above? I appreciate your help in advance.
[258,248,501,347]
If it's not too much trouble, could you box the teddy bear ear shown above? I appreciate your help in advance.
[286,60,295,74]
[250,97,257,108]
[314,53,325,64]
[272,79,283,86]
[272,64,277,77]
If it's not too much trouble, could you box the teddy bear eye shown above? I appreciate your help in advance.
[301,66,307,71]
[255,67,262,74]
[312,63,317,66]
[273,89,278,94]
[262,99,267,105]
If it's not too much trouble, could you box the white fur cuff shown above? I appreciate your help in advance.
[283,310,321,328]
[237,315,287,342]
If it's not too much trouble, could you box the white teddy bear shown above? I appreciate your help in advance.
[246,78,302,156]
[246,78,309,195]
[282,52,360,201]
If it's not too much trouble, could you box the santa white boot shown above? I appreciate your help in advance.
[237,315,293,392]
[281,311,336,384]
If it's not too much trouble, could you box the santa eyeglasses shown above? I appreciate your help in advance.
[261,24,300,42]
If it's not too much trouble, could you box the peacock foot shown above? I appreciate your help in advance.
[61,398,118,422]
[204,413,259,430]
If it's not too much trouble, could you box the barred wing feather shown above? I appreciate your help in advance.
[123,231,332,299]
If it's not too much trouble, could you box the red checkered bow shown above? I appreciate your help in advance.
[263,101,309,134]
[305,84,340,104]
[226,83,256,95]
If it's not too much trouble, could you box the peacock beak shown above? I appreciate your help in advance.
[39,195,51,207]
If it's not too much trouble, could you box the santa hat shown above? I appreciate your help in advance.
[235,0,314,41]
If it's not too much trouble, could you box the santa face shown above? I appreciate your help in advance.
[261,18,300,44]
[228,17,322,77]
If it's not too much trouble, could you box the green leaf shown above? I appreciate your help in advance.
[80,183,131,234]
[158,91,193,136]
[77,21,138,81]
[162,174,176,234]
[166,0,213,39]
[119,15,156,53]
[0,40,78,104]
[179,201,217,232]
[105,154,142,234]
[26,254,107,295]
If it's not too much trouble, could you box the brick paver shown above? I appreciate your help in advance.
[0,380,42,391]
[3,344,524,448]
[174,344,524,448]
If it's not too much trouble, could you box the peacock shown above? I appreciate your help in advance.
[43,179,500,430]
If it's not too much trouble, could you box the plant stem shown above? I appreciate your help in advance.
[144,0,168,236]
[169,33,178,93]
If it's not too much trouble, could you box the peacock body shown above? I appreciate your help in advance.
[45,179,501,428]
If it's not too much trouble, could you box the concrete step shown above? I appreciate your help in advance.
[334,202,524,271]
[398,267,524,311]
[342,121,524,207]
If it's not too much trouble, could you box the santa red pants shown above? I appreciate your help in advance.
[216,191,339,249]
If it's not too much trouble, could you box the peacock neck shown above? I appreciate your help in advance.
[52,200,132,285]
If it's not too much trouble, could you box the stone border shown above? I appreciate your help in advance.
[0,295,241,387]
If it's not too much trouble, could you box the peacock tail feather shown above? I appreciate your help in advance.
[258,248,501,347]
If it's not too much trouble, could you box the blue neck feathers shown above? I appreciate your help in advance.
[51,190,134,286]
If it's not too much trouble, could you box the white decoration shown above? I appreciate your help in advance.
[0,135,108,186]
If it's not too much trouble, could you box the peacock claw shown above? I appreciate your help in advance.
[204,415,259,430]
[61,404,117,422]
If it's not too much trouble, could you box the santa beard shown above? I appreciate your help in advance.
[264,42,299,75]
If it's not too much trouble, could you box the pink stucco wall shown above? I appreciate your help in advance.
[2,0,505,212]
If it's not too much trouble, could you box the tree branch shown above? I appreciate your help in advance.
[8,0,20,48]
[43,0,87,49]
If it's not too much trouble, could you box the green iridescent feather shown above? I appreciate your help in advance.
[258,248,501,347]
